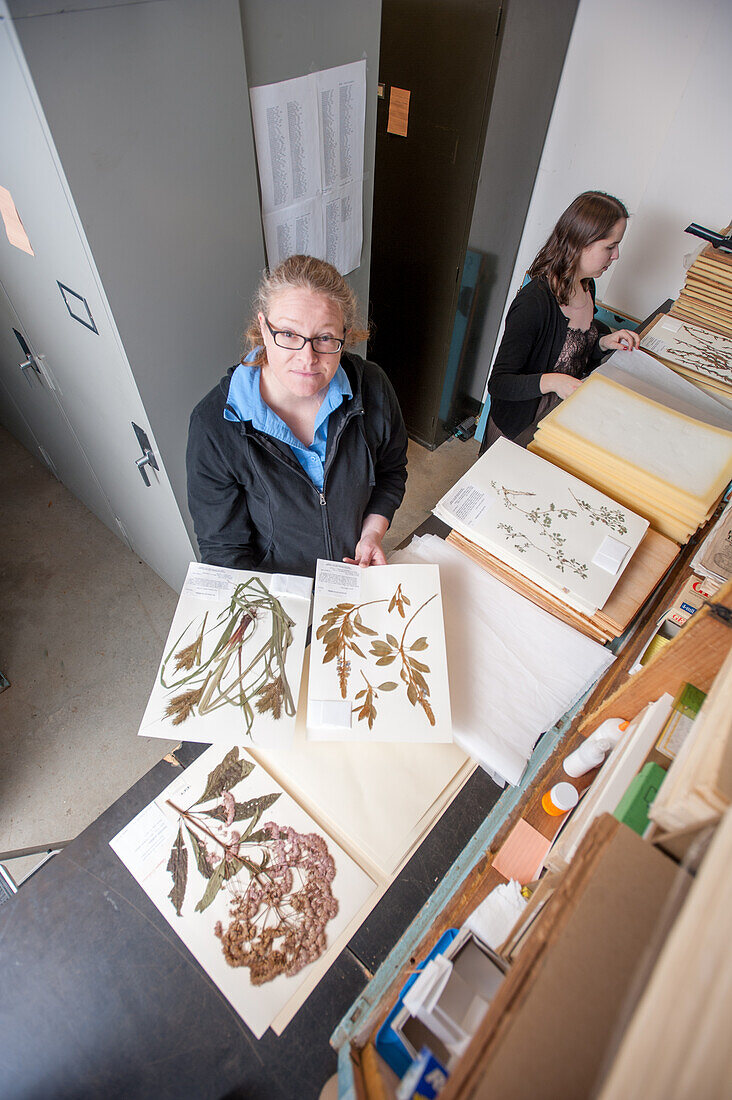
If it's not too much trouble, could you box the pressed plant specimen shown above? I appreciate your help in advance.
[161,578,296,736]
[352,670,397,729]
[316,598,384,698]
[491,480,589,578]
[165,747,339,985]
[668,325,732,384]
[317,581,442,729]
[369,590,437,725]
[569,491,628,535]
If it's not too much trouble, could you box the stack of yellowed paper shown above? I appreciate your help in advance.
[669,238,732,338]
[529,373,732,544]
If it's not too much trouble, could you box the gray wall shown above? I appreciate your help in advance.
[461,0,579,401]
[10,0,265,541]
[238,0,381,326]
[10,0,381,539]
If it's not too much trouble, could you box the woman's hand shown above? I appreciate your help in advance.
[539,373,584,400]
[598,328,640,353]
[344,514,389,568]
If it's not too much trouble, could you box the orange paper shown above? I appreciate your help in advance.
[0,185,34,256]
[387,87,410,137]
[492,819,552,885]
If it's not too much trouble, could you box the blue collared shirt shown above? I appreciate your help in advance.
[223,353,352,491]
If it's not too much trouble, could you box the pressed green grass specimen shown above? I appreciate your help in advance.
[161,578,296,737]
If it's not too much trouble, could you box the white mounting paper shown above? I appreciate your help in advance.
[307,560,452,743]
[110,744,376,1040]
[641,315,732,388]
[434,438,648,616]
[138,563,311,751]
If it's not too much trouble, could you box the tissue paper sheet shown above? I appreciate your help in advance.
[389,536,614,785]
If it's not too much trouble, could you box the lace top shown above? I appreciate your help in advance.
[553,321,599,378]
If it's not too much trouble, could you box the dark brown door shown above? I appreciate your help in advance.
[368,0,503,447]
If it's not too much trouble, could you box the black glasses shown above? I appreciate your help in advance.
[265,318,344,354]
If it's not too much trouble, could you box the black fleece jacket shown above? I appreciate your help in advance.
[186,352,408,577]
[488,277,610,438]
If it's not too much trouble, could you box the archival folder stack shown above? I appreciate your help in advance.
[670,237,732,338]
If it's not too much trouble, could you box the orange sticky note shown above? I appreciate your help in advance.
[387,87,410,137]
[0,185,34,256]
[492,819,552,885]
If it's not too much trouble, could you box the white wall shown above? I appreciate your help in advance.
[484,0,732,392]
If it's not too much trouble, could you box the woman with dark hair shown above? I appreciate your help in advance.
[187,255,408,577]
[483,191,640,448]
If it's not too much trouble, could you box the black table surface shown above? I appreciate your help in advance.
[1,734,500,1100]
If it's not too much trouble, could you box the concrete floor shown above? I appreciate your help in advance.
[0,427,478,885]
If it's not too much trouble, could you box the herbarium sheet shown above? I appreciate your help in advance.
[434,438,648,616]
[307,560,452,743]
[110,742,377,1039]
[138,563,311,750]
[641,315,732,392]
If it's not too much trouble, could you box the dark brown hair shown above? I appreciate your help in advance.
[527,191,629,305]
[242,254,370,365]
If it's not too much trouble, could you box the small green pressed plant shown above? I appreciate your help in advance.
[491,480,589,578]
[161,578,296,737]
[569,491,628,535]
[164,747,339,985]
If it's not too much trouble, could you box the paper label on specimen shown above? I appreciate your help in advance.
[307,561,452,743]
[441,482,495,527]
[315,559,362,599]
[182,562,242,602]
[592,535,630,575]
[110,743,376,1039]
[138,563,311,751]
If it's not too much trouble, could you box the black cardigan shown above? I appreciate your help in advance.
[487,277,610,438]
[186,352,408,577]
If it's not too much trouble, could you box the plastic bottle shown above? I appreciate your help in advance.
[562,718,630,778]
[542,782,579,816]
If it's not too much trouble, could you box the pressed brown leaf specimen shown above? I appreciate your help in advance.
[352,671,397,730]
[388,584,411,618]
[317,598,387,698]
[161,578,297,736]
[370,592,438,726]
[166,824,188,916]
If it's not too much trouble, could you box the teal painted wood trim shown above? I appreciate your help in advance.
[438,250,482,423]
[475,394,491,442]
[331,714,578,1054]
[337,1042,358,1100]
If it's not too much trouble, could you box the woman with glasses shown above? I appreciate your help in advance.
[187,255,408,577]
[482,191,640,450]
